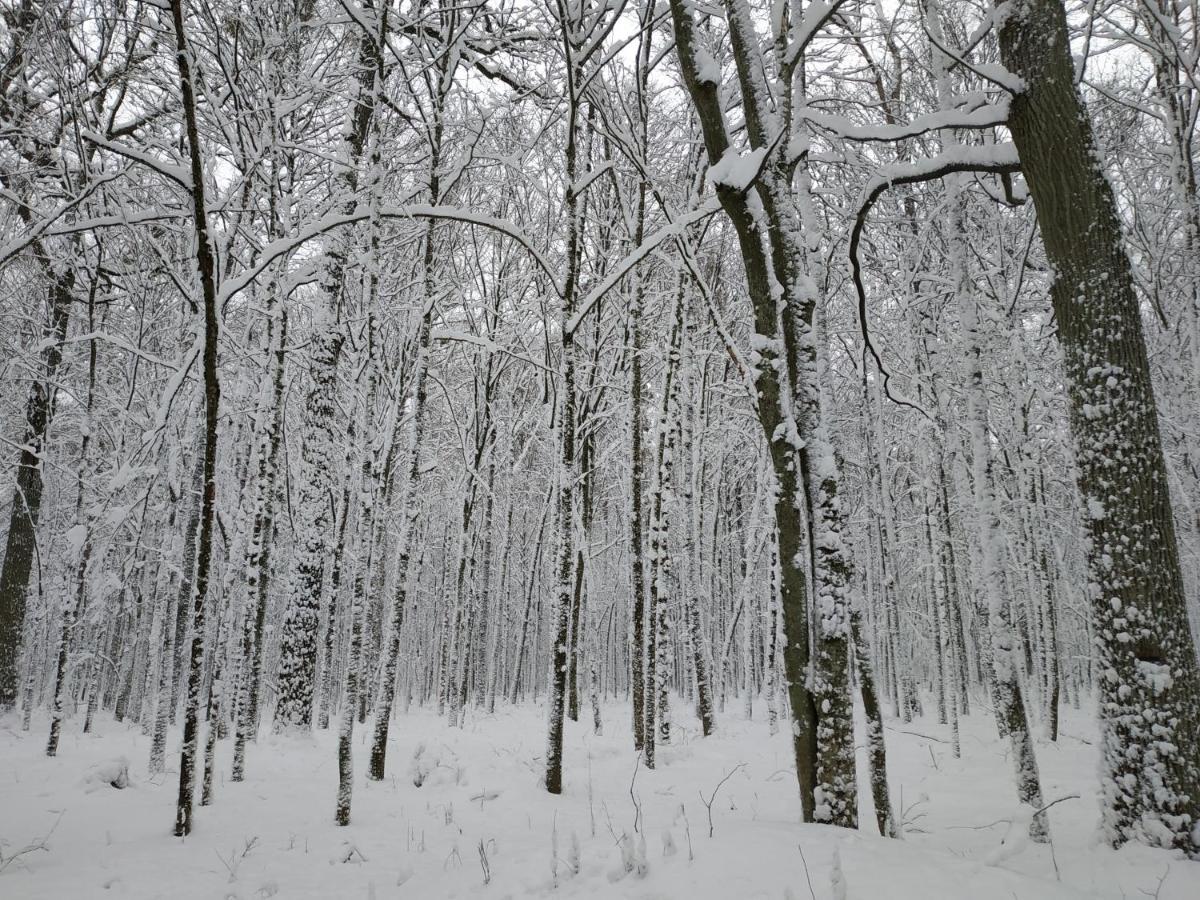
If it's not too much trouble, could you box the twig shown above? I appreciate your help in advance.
[699,763,746,838]
[796,843,817,900]
[885,725,950,744]
[214,835,258,883]
[949,794,1080,831]
[477,839,491,885]
[0,810,65,874]
[629,753,643,834]
[677,804,694,862]
[1139,864,1170,899]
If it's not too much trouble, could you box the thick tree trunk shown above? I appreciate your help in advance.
[998,0,1200,854]
[273,0,380,732]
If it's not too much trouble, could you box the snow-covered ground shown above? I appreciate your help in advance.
[2,700,1197,899]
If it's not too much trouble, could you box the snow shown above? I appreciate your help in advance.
[2,703,1197,898]
[80,756,132,793]
[803,100,1010,144]
[694,48,721,86]
[63,523,88,559]
[708,147,769,191]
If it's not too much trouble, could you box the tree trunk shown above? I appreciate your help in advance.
[169,0,222,837]
[998,0,1200,853]
[0,268,72,708]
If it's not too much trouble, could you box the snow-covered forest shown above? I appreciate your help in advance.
[2,0,1200,896]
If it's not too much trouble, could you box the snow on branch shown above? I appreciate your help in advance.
[565,197,723,337]
[81,131,193,188]
[921,22,1024,94]
[803,98,1009,144]
[0,169,131,268]
[431,329,555,374]
[219,203,562,309]
[783,0,853,68]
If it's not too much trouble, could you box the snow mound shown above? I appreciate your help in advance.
[81,756,131,792]
[408,741,462,788]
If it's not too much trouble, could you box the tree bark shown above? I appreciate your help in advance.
[998,0,1200,854]
[168,0,222,837]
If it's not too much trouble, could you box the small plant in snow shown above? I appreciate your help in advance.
[984,806,1033,866]
[661,828,676,858]
[899,791,929,835]
[829,847,846,900]
[338,841,368,864]
[215,835,259,883]
[699,763,746,837]
[410,742,431,787]
[566,830,581,877]
[607,831,641,883]
[619,833,634,874]
[550,816,558,887]
[409,741,463,788]
[477,838,492,885]
[634,833,648,878]
[674,804,694,861]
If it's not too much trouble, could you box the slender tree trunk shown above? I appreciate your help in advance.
[682,316,715,736]
[627,13,653,753]
[544,57,583,794]
[231,302,287,780]
[851,609,896,838]
[645,288,685,768]
[169,0,222,837]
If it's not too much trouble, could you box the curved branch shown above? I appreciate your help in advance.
[848,145,1021,414]
[218,202,562,311]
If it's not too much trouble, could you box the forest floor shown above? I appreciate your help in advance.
[2,698,1198,899]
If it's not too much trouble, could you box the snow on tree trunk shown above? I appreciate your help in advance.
[274,0,381,732]
[168,0,222,837]
[998,0,1200,854]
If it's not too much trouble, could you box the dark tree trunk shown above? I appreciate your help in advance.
[169,0,222,837]
[0,269,72,708]
[998,0,1200,854]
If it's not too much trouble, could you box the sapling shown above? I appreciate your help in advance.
[675,804,694,861]
[215,835,259,883]
[700,763,746,837]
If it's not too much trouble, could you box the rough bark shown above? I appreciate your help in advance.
[998,0,1200,854]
